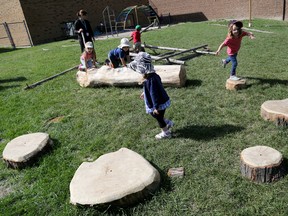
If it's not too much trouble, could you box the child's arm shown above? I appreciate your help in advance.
[93,50,97,67]
[120,58,127,67]
[247,32,255,39]
[215,42,225,55]
[84,59,88,72]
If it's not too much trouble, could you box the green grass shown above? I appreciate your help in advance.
[1,18,288,215]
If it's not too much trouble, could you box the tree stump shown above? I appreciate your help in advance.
[225,78,247,90]
[70,147,161,207]
[2,132,52,169]
[240,146,285,183]
[261,99,288,126]
[76,65,186,88]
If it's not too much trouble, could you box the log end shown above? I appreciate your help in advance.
[240,146,286,183]
[225,78,247,90]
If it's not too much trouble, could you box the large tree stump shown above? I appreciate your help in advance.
[225,78,247,90]
[70,147,161,207]
[261,99,288,126]
[76,65,186,88]
[240,146,285,183]
[2,132,52,169]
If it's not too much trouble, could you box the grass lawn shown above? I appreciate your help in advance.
[1,18,288,215]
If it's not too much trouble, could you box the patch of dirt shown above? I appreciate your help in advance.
[0,181,13,199]
[47,116,64,124]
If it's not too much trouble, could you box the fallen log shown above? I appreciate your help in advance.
[76,65,186,88]
[130,52,185,65]
[143,44,215,55]
[24,65,78,90]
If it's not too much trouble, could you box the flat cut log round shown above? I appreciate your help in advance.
[2,132,52,168]
[225,78,247,90]
[76,65,186,88]
[261,99,288,126]
[240,145,285,183]
[70,147,161,206]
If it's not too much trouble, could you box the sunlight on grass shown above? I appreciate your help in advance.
[0,19,288,215]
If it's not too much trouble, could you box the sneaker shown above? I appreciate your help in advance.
[229,75,241,81]
[221,59,227,68]
[165,119,174,129]
[155,131,172,139]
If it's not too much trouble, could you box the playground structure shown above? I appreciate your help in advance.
[102,5,159,37]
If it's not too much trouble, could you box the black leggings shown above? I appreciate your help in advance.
[150,109,167,128]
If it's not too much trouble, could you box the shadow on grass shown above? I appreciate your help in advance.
[174,124,245,140]
[0,76,27,84]
[245,76,288,87]
[0,85,21,91]
[185,79,202,87]
[0,47,18,54]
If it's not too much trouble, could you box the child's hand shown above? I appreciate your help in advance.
[153,109,159,115]
[215,51,220,56]
[250,35,255,39]
[140,92,144,99]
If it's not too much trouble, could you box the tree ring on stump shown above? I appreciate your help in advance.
[240,145,285,183]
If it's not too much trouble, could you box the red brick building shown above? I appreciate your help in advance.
[0,0,287,47]
[149,0,287,23]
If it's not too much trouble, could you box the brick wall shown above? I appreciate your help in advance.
[0,0,287,46]
[20,0,149,44]
[149,0,288,23]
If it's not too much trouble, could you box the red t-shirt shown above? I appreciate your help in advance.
[131,31,141,43]
[223,31,248,55]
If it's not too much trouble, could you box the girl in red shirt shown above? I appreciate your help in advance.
[216,20,255,81]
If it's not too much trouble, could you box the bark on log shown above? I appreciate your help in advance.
[76,65,186,88]
[261,99,288,126]
[240,146,285,183]
[225,78,247,90]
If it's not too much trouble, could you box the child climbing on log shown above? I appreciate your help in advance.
[79,41,97,72]
[128,52,174,139]
[106,38,131,68]
[216,20,255,81]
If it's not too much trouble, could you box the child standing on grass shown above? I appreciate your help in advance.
[131,25,142,53]
[128,52,173,139]
[216,20,255,81]
[79,41,97,72]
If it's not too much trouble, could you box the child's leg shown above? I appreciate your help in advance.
[150,110,168,131]
[86,60,93,68]
[225,56,231,64]
[229,54,238,76]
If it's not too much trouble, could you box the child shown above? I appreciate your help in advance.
[79,41,97,72]
[131,25,142,53]
[106,38,131,68]
[128,52,173,139]
[216,20,255,81]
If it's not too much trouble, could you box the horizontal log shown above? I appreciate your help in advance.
[130,52,185,65]
[76,65,186,88]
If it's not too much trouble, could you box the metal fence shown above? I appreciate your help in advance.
[0,20,33,48]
